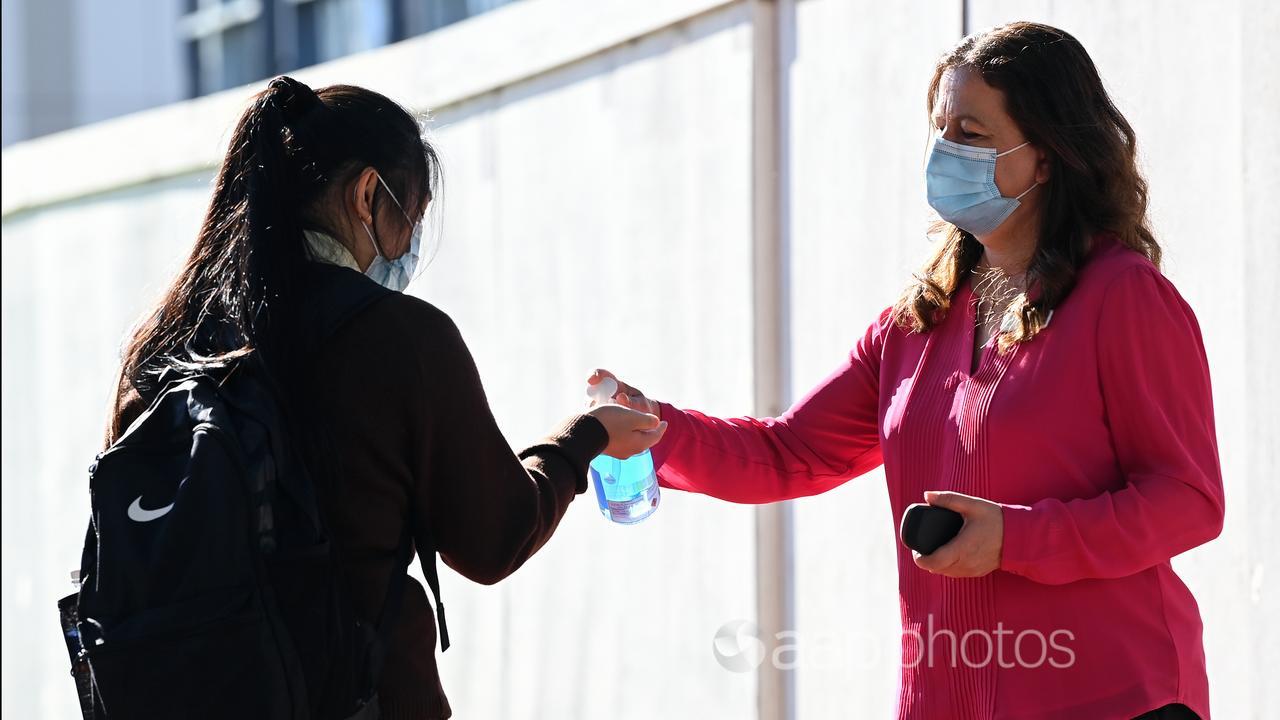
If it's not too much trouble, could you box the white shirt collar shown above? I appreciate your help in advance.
[303,229,362,273]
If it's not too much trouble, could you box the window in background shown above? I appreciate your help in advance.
[296,0,393,67]
[182,0,522,98]
[182,0,272,98]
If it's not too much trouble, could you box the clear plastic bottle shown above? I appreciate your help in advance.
[587,377,661,524]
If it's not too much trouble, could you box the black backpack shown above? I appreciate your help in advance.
[57,264,449,720]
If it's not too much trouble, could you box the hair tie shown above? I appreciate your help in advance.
[266,75,323,123]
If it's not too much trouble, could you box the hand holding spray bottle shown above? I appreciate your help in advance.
[587,376,662,524]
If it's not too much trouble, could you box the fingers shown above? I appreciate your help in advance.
[640,420,668,436]
[914,551,966,577]
[587,370,622,409]
[913,536,962,574]
[587,406,663,435]
[584,376,665,456]
[640,422,668,449]
[589,368,644,401]
[914,492,1003,578]
[603,404,659,427]
[912,515,984,577]
[589,369,632,396]
[588,369,617,386]
[629,420,667,456]
[598,415,667,459]
[924,490,976,515]
[614,393,646,412]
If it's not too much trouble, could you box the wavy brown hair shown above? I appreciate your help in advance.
[892,22,1160,351]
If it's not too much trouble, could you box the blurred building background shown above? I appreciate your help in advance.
[1,0,519,146]
[2,1,1277,718]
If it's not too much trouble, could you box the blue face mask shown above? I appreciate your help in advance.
[925,134,1039,236]
[361,174,423,293]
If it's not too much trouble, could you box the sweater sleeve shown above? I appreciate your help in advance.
[650,307,890,504]
[415,308,607,586]
[999,265,1225,585]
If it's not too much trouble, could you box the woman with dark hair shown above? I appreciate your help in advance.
[104,76,666,718]
[592,22,1222,720]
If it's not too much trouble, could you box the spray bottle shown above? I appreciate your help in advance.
[587,377,661,524]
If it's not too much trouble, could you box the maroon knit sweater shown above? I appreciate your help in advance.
[117,290,607,719]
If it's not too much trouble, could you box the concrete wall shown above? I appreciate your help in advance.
[0,0,186,146]
[1,2,759,718]
[416,6,760,718]
[2,0,1277,718]
[72,0,187,128]
[783,5,960,718]
[1,173,213,717]
[1,0,28,145]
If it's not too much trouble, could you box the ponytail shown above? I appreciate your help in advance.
[238,77,324,369]
[106,76,436,445]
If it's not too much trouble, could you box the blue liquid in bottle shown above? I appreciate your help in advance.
[587,377,661,524]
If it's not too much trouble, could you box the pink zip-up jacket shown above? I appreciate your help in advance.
[651,234,1224,720]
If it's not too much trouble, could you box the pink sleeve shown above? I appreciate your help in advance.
[650,308,889,504]
[1000,265,1226,584]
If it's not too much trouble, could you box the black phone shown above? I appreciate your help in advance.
[899,503,964,555]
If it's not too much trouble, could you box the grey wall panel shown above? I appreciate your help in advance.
[1239,0,1280,715]
[0,6,762,719]
[3,0,1275,717]
[416,6,761,718]
[785,1,961,718]
[1,172,214,719]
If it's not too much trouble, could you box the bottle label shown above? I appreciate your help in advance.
[590,451,660,524]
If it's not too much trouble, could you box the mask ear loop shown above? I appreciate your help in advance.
[361,221,386,261]
[995,140,1032,158]
[997,140,1039,201]
[375,173,433,285]
[1014,181,1040,200]
[358,181,389,262]
[376,175,416,229]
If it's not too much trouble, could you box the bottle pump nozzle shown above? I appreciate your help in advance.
[588,376,618,406]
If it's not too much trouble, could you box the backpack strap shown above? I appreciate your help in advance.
[367,521,450,684]
[418,530,450,652]
[364,521,413,698]
[363,518,450,709]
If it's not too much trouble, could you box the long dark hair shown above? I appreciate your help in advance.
[893,22,1160,351]
[106,76,440,444]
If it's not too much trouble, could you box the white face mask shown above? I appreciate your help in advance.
[360,174,423,293]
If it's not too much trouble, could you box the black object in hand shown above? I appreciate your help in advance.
[899,503,964,555]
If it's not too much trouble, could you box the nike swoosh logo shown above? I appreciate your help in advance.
[128,496,174,523]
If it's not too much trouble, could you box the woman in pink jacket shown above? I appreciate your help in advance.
[592,22,1223,720]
